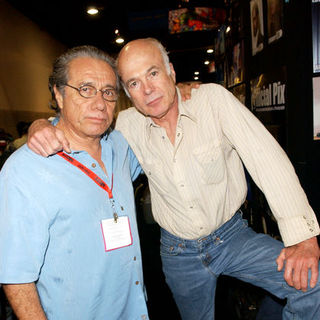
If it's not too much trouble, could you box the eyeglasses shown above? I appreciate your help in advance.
[63,83,118,102]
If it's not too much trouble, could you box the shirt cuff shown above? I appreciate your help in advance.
[277,214,320,246]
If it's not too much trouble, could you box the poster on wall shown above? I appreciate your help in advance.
[168,7,226,34]
[228,41,244,87]
[250,67,287,112]
[312,0,320,73]
[250,0,264,56]
[267,0,283,44]
[313,76,320,140]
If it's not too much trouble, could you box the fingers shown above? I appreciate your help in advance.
[291,260,304,291]
[310,262,319,288]
[177,82,200,101]
[279,240,320,291]
[56,130,71,153]
[28,126,67,157]
[283,260,294,287]
[298,265,309,292]
[181,94,191,101]
[276,249,285,271]
[191,83,200,89]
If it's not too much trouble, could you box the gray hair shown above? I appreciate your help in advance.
[117,38,171,97]
[49,45,119,111]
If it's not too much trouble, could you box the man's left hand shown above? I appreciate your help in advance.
[177,82,200,101]
[276,236,320,291]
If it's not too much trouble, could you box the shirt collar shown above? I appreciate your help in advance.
[145,87,197,139]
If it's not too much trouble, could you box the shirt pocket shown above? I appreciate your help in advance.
[140,158,167,195]
[193,142,225,184]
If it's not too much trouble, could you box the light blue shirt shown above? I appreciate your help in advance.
[0,130,148,320]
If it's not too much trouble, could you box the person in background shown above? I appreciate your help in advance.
[0,45,148,320]
[0,121,31,169]
[28,38,320,320]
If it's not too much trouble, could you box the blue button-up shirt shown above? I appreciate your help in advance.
[0,130,148,320]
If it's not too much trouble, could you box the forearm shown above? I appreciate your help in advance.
[3,283,47,320]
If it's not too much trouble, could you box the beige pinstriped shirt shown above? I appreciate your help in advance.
[116,84,319,246]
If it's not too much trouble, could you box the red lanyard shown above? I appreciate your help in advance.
[57,151,114,199]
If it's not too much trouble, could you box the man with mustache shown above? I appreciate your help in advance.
[0,45,148,319]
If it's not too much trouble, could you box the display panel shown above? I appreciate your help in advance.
[250,0,264,56]
[267,0,283,44]
[312,0,320,73]
[313,76,320,140]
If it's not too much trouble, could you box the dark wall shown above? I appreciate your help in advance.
[226,0,320,218]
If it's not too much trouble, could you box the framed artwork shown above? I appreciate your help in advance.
[313,76,320,140]
[267,0,283,43]
[250,0,264,55]
[312,0,320,73]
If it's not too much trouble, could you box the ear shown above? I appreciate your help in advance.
[54,85,64,110]
[169,63,176,84]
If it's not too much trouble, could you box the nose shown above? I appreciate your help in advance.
[142,80,154,95]
[93,91,107,111]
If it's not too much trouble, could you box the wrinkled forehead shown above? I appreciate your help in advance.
[68,57,116,85]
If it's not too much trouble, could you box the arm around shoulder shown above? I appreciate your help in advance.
[27,119,70,156]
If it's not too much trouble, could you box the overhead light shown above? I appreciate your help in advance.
[207,48,214,54]
[194,76,199,80]
[87,7,99,15]
[204,60,210,65]
[194,71,199,75]
[226,26,231,33]
[115,36,124,44]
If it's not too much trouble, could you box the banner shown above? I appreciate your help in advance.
[250,67,287,112]
[168,7,226,34]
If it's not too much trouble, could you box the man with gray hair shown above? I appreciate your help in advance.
[0,45,149,319]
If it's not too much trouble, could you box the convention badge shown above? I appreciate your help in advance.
[101,216,133,252]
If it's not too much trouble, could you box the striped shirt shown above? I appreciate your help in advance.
[116,83,319,246]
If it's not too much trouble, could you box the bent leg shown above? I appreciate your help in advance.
[221,226,320,320]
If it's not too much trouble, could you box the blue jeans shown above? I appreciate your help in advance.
[160,212,320,320]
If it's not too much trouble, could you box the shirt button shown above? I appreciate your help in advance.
[148,171,151,175]
[162,136,165,139]
[133,256,137,261]
[189,206,193,209]
[177,133,181,137]
[135,281,139,285]
[91,163,96,168]
[180,184,184,187]
[121,206,124,211]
